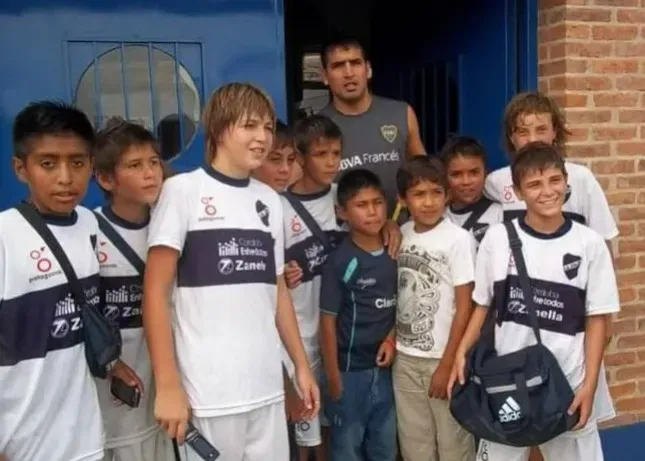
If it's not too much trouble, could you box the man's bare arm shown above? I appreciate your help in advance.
[406,104,427,158]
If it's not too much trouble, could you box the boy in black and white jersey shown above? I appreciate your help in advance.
[281,114,346,461]
[485,92,617,458]
[252,119,312,461]
[143,83,319,461]
[440,136,503,248]
[93,119,175,461]
[0,101,130,461]
[450,142,620,461]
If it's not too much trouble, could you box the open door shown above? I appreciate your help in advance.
[370,0,537,169]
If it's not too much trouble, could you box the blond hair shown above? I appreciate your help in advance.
[202,82,276,163]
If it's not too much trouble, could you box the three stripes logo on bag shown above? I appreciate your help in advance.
[498,396,522,423]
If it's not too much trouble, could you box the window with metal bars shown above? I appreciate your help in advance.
[70,41,203,161]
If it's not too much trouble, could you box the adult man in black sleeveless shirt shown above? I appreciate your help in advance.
[318,37,426,219]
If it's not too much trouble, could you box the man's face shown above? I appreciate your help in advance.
[323,45,371,104]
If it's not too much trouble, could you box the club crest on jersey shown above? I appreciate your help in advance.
[256,200,270,227]
[380,125,398,143]
[563,253,581,280]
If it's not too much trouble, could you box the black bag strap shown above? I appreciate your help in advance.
[282,191,331,252]
[16,202,88,310]
[504,221,542,344]
[461,196,493,232]
[94,211,145,276]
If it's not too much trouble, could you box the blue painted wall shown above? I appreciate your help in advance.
[0,0,287,210]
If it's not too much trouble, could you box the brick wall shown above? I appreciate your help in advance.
[538,0,645,427]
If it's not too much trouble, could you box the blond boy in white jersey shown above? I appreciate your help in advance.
[143,83,319,461]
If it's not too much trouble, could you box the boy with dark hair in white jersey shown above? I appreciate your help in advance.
[281,113,346,461]
[449,142,620,461]
[485,92,617,461]
[440,136,503,249]
[92,118,175,461]
[143,82,320,461]
[252,119,310,461]
[0,101,133,461]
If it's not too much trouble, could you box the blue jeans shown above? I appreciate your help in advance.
[324,367,397,461]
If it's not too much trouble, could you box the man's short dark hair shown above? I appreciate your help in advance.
[396,156,448,197]
[320,36,368,69]
[293,114,342,155]
[439,135,488,167]
[337,169,385,208]
[13,100,95,160]
[511,141,567,188]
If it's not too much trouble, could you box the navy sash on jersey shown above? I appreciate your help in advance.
[17,202,122,379]
[94,212,145,275]
[282,192,332,252]
[461,197,493,232]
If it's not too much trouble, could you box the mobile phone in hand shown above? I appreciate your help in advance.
[185,422,220,460]
[110,376,140,408]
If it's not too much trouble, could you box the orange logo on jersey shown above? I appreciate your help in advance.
[30,247,52,273]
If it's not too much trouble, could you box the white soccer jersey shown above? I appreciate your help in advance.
[445,197,504,249]
[94,206,160,448]
[473,219,620,398]
[397,219,476,359]
[0,207,103,461]
[281,185,346,368]
[148,166,285,417]
[484,163,619,240]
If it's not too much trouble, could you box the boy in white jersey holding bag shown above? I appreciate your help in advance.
[0,101,134,461]
[143,83,319,461]
[93,118,175,461]
[449,142,620,461]
[281,114,346,461]
[485,92,617,461]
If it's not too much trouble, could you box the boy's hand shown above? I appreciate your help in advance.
[328,372,343,402]
[155,384,191,444]
[111,359,145,396]
[285,261,304,289]
[569,382,596,430]
[285,379,305,422]
[447,353,467,399]
[382,220,402,259]
[376,339,396,367]
[295,365,320,421]
[429,362,452,400]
